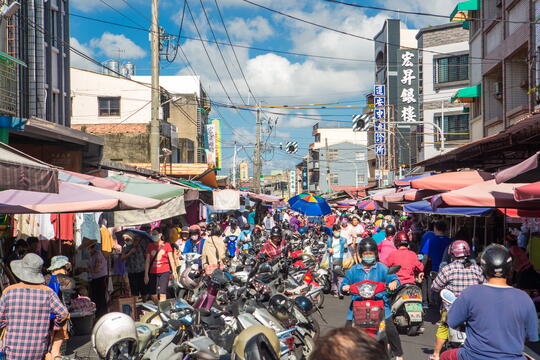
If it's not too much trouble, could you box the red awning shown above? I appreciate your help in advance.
[411,170,493,191]
[514,182,540,202]
[495,151,540,184]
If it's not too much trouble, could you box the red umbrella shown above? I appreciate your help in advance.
[514,182,540,202]
[495,152,540,184]
[411,170,493,191]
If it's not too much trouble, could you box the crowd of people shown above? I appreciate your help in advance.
[0,205,538,360]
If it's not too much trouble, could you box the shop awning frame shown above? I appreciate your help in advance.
[451,84,481,104]
[450,0,480,22]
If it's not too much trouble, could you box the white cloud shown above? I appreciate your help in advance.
[89,33,147,60]
[378,0,459,28]
[70,37,100,72]
[226,16,273,43]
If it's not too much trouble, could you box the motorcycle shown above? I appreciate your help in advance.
[391,283,424,336]
[440,289,467,350]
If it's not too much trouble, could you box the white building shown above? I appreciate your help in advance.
[417,23,470,161]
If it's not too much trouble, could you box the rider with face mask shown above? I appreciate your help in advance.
[326,224,348,297]
[341,238,404,360]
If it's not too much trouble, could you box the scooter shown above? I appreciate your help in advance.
[391,283,424,335]
[440,289,466,350]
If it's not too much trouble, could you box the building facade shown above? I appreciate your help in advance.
[417,23,470,161]
[308,122,369,193]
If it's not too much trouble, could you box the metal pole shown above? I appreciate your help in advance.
[253,107,261,193]
[306,150,310,192]
[440,100,445,153]
[232,142,237,188]
[150,0,160,172]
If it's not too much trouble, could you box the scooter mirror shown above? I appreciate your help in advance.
[388,265,401,275]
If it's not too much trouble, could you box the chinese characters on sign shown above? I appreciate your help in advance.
[398,50,419,123]
[373,85,386,156]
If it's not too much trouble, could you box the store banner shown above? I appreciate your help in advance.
[397,49,419,124]
[114,195,186,226]
[211,119,222,170]
[206,123,216,166]
[213,189,240,210]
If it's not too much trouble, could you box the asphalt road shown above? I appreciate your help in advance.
[313,295,438,359]
[66,294,438,359]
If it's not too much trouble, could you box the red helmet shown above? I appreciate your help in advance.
[393,231,410,247]
[450,240,470,258]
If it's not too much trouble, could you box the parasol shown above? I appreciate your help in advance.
[288,193,331,216]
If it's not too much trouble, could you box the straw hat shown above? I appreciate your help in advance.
[10,253,45,284]
[48,255,71,272]
[79,237,98,250]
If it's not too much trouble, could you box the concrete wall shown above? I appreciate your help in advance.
[71,68,152,125]
[313,128,368,149]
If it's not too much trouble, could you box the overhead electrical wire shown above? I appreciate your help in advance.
[118,0,153,23]
[97,0,146,28]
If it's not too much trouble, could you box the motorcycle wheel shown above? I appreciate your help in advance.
[301,334,315,359]
[309,318,320,341]
[407,325,420,337]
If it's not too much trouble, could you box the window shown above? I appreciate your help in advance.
[434,114,469,142]
[314,134,321,142]
[51,10,58,47]
[329,173,339,185]
[98,97,120,116]
[355,151,366,161]
[435,55,469,84]
[328,149,339,161]
[356,174,365,184]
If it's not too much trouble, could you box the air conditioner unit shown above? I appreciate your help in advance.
[494,82,503,96]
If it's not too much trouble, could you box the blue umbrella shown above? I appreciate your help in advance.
[288,192,332,216]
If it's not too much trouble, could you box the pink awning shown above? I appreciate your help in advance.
[71,183,161,210]
[411,170,494,191]
[404,189,441,201]
[495,152,540,184]
[514,182,540,202]
[61,170,125,191]
[433,179,540,209]
[383,189,416,203]
[372,188,399,202]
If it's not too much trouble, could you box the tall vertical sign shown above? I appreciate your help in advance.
[373,84,386,156]
[206,123,216,166]
[211,119,222,170]
[289,170,296,197]
[397,50,419,123]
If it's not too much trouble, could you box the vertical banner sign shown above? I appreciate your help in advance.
[211,119,222,170]
[206,123,216,166]
[289,170,296,197]
[373,84,386,156]
[397,49,419,123]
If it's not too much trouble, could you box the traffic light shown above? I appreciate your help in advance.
[285,141,298,154]
[352,114,371,132]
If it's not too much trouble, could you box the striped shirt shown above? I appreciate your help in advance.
[0,283,69,360]
[432,259,485,310]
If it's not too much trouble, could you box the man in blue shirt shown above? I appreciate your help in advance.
[442,244,538,360]
[341,238,403,360]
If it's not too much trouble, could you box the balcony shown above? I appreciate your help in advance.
[0,56,17,116]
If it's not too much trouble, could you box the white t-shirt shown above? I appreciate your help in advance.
[345,224,365,245]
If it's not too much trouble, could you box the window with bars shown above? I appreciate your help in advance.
[98,97,121,116]
[356,174,365,184]
[329,173,339,185]
[355,151,366,161]
[434,114,469,142]
[435,55,469,84]
[328,149,339,161]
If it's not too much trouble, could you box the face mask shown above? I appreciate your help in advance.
[362,255,376,265]
[191,235,199,241]
[152,234,161,242]
[333,232,341,238]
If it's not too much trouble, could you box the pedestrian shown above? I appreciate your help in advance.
[144,227,177,303]
[6,239,27,266]
[0,253,69,360]
[441,244,538,360]
[182,225,205,263]
[383,231,424,285]
[326,224,348,297]
[431,240,485,360]
[202,223,227,275]
[341,238,404,360]
[121,232,147,302]
[176,226,190,252]
[79,238,108,319]
[377,224,397,263]
[309,326,389,360]
[507,235,540,289]
[238,224,253,253]
[344,214,364,248]
[44,255,75,359]
[263,212,275,231]
[26,236,42,258]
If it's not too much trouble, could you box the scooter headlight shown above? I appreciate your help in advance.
[357,283,377,298]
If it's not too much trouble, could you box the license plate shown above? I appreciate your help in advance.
[405,303,423,313]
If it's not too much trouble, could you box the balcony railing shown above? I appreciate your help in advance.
[0,57,17,116]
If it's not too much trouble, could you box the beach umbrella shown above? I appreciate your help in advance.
[357,199,379,211]
[288,193,331,216]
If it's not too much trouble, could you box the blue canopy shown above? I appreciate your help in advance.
[404,200,493,216]
[395,173,435,186]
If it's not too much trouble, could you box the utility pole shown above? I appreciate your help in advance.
[253,107,262,193]
[150,0,160,172]
[325,138,330,193]
[232,142,237,188]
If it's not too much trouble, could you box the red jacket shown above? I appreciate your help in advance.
[383,248,424,284]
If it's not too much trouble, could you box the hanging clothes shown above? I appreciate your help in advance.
[100,226,113,254]
[13,214,40,239]
[80,213,100,242]
[50,213,75,241]
[38,214,55,241]
[74,213,83,248]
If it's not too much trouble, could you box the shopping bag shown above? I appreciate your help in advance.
[320,253,330,269]
[342,248,355,270]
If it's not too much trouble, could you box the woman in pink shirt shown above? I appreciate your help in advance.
[378,224,397,263]
[383,231,424,284]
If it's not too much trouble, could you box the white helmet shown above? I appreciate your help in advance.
[92,312,138,359]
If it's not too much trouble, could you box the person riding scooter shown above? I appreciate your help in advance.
[430,240,485,360]
[259,226,287,261]
[383,231,424,285]
[378,225,397,263]
[341,238,404,360]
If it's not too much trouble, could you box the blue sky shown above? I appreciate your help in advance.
[70,0,458,174]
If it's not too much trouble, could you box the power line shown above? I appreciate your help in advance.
[118,0,152,23]
[240,0,525,63]
[97,0,146,28]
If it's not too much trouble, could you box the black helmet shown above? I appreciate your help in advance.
[294,296,314,316]
[480,244,512,279]
[357,237,378,257]
[270,227,282,238]
[268,294,291,322]
[259,262,273,274]
[229,218,238,226]
[385,224,396,236]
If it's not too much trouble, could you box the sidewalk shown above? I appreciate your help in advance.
[65,335,98,359]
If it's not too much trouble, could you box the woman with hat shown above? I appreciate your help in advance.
[45,256,75,359]
[79,238,108,318]
[0,253,69,360]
